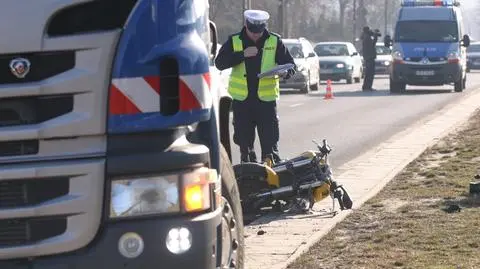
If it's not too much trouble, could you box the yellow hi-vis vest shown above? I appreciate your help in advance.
[228,34,280,101]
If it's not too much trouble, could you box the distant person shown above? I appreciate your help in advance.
[361,26,380,91]
[215,9,296,163]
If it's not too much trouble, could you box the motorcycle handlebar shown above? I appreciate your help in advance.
[313,139,332,155]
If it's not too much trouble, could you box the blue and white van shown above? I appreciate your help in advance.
[384,0,471,93]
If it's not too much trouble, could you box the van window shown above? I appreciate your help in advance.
[395,21,458,42]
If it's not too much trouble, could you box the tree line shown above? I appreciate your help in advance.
[210,0,402,47]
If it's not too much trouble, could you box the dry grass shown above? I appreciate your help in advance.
[288,111,480,269]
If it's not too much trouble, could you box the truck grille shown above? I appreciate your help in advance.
[0,95,74,128]
[0,140,39,157]
[0,177,69,209]
[0,218,67,247]
[408,57,444,62]
[0,51,75,85]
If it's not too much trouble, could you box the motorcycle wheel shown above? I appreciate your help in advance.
[233,163,275,216]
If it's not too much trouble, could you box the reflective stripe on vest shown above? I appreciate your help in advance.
[228,34,280,101]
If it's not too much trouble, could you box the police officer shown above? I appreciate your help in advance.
[361,26,379,91]
[215,9,295,163]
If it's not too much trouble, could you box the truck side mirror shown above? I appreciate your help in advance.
[384,35,392,47]
[209,21,218,62]
[462,34,470,47]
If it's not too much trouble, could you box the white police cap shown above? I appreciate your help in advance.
[244,10,270,24]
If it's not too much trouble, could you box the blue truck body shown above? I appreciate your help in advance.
[0,0,240,268]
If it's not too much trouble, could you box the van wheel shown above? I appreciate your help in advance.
[454,76,464,92]
[390,78,406,94]
[220,145,244,269]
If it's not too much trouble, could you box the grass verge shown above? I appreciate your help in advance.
[288,110,480,269]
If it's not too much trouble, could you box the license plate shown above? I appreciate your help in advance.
[321,69,333,74]
[415,70,435,76]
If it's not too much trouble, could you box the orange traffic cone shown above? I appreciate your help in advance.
[324,79,334,99]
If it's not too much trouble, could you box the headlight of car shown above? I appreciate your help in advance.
[393,50,403,60]
[384,61,390,66]
[336,63,345,68]
[110,167,220,219]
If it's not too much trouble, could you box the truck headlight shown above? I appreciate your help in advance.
[110,167,219,218]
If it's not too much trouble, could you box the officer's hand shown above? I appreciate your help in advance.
[244,46,258,58]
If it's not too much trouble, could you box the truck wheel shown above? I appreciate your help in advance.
[220,145,244,269]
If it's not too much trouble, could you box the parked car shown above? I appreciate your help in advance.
[375,42,392,74]
[211,43,231,97]
[466,41,480,72]
[281,37,320,93]
[314,41,363,84]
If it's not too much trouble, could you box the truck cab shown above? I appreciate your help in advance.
[384,0,470,93]
[0,0,242,268]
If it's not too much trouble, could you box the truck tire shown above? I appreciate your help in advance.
[220,145,244,269]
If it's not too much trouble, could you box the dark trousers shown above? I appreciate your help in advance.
[362,58,375,90]
[232,99,280,163]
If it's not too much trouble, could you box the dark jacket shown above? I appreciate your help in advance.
[215,27,295,101]
[361,32,378,60]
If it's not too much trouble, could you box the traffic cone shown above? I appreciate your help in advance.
[324,79,334,99]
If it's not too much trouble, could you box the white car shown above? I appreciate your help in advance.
[211,43,231,97]
[281,37,321,93]
[314,41,363,84]
[375,43,392,74]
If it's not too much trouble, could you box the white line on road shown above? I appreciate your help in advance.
[289,103,303,108]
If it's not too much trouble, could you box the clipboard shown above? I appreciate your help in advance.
[257,63,295,78]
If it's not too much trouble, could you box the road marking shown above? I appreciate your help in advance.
[289,103,303,108]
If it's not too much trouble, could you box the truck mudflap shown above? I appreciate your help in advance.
[0,208,222,269]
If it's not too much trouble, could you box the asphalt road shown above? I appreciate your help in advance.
[229,72,480,170]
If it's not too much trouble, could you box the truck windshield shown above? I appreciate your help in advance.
[395,21,458,42]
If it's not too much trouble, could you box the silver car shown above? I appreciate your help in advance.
[281,37,321,93]
[467,41,480,72]
[314,42,364,84]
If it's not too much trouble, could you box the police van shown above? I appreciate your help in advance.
[384,0,471,93]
